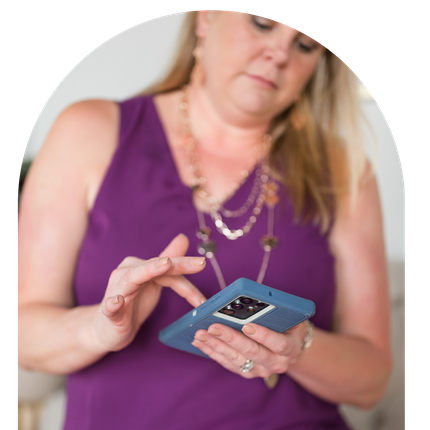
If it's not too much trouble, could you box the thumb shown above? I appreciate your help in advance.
[159,233,189,258]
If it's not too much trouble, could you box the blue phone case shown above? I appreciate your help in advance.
[159,278,315,357]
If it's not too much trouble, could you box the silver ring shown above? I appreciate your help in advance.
[238,358,254,373]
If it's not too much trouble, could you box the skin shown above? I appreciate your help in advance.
[195,12,324,125]
[18,11,392,408]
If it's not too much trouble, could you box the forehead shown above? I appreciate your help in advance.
[208,12,318,41]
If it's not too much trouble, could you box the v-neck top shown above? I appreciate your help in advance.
[65,95,350,430]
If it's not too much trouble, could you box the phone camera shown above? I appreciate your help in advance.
[218,297,266,320]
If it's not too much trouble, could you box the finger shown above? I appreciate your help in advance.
[191,339,258,379]
[115,257,206,307]
[110,257,173,297]
[158,256,206,276]
[101,294,125,322]
[114,252,204,287]
[198,326,289,376]
[194,329,250,368]
[155,275,207,307]
[205,324,276,365]
[159,234,189,258]
[116,256,146,269]
[191,331,271,379]
[123,256,206,287]
[241,323,295,357]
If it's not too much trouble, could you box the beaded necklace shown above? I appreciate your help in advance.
[179,87,280,289]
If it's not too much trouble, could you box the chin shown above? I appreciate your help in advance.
[227,80,286,119]
[232,90,277,118]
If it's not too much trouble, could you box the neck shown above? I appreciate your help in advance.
[186,84,271,158]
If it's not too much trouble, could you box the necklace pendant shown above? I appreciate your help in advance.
[264,374,279,389]
[260,235,279,251]
[197,240,217,258]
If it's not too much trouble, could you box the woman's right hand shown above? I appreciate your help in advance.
[90,234,207,353]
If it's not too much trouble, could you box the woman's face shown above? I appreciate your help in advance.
[196,12,325,124]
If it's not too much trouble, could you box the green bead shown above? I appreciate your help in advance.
[260,235,279,251]
[197,241,217,256]
[190,184,200,193]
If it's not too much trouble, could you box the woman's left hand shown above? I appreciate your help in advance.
[191,322,305,378]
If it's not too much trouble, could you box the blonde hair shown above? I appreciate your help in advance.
[143,12,367,231]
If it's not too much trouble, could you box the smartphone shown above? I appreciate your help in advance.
[159,278,315,357]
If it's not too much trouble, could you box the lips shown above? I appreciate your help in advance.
[246,74,277,89]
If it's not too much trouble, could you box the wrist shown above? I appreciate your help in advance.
[81,304,112,356]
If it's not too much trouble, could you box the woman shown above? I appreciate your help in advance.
[18,11,392,430]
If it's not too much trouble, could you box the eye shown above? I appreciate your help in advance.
[296,39,318,54]
[297,42,313,53]
[251,15,274,31]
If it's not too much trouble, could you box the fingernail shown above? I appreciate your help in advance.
[113,295,119,304]
[194,334,208,342]
[190,257,205,267]
[156,257,169,267]
[242,325,256,335]
[208,327,222,337]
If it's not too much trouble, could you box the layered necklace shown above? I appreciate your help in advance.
[179,87,280,289]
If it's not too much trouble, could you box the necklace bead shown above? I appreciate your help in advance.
[197,240,217,257]
[260,235,279,251]
[196,227,211,240]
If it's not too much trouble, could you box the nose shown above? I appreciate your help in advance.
[265,46,289,67]
[264,27,299,67]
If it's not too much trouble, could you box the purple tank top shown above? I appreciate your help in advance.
[65,96,350,430]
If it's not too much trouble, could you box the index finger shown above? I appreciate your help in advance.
[159,234,189,258]
[124,256,205,284]
[122,256,207,307]
[156,275,207,308]
[160,256,206,276]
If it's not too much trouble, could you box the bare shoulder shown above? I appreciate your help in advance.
[47,99,119,152]
[29,99,120,210]
[22,99,119,205]
[329,161,382,254]
[50,99,118,162]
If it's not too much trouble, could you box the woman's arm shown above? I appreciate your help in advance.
[191,171,392,408]
[286,172,392,407]
[19,100,117,373]
[18,101,206,375]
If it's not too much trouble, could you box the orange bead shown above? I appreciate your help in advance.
[265,195,279,206]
